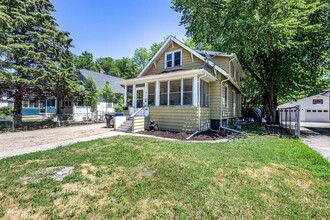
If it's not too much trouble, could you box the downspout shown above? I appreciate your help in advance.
[187,72,207,140]
[198,73,207,131]
[219,58,241,134]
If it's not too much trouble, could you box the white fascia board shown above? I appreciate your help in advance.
[117,69,218,85]
[117,69,202,85]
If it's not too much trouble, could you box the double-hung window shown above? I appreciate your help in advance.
[160,81,168,105]
[148,83,155,106]
[224,85,228,107]
[126,86,133,106]
[232,90,236,116]
[200,80,210,107]
[183,78,193,105]
[169,80,181,105]
[165,50,182,68]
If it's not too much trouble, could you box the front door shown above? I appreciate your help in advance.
[136,88,144,108]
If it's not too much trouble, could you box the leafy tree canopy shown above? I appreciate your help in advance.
[172,0,330,123]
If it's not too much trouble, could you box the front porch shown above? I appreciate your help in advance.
[117,69,216,133]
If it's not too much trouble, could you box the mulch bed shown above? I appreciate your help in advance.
[139,129,234,141]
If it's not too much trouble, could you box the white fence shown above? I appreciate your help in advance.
[279,105,300,137]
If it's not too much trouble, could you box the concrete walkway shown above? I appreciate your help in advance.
[300,122,330,161]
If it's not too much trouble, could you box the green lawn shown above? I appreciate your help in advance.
[0,125,329,219]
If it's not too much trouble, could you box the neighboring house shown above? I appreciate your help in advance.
[278,89,330,122]
[117,36,243,132]
[78,69,125,112]
[0,92,56,116]
[60,69,125,121]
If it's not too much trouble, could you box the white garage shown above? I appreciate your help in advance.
[278,89,330,123]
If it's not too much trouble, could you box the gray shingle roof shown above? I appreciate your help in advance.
[79,69,125,94]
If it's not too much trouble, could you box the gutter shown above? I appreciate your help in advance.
[219,58,241,134]
[198,73,207,131]
[187,72,207,140]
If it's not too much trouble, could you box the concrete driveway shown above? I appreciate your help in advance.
[0,123,127,159]
[300,122,330,161]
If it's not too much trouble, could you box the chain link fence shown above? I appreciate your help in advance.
[278,105,300,138]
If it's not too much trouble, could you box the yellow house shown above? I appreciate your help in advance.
[117,36,243,133]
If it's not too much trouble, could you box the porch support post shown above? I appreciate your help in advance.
[193,76,198,106]
[124,85,127,106]
[144,83,148,106]
[155,81,160,106]
[132,84,136,108]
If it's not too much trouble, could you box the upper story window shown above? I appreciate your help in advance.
[165,50,182,68]
[313,99,323,104]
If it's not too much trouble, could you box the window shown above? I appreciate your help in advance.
[23,100,29,108]
[324,110,328,112]
[200,80,209,107]
[170,80,181,105]
[165,50,181,68]
[160,81,168,105]
[224,85,228,107]
[32,101,39,108]
[318,110,322,112]
[183,78,193,105]
[313,99,323,104]
[174,51,181,66]
[166,53,172,68]
[232,90,236,109]
[126,86,133,106]
[307,110,311,112]
[148,83,155,106]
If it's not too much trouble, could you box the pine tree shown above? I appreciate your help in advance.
[0,0,74,127]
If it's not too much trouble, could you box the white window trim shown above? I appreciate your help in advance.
[232,90,236,116]
[153,77,195,107]
[164,49,182,69]
[200,79,210,107]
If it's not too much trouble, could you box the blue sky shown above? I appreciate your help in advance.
[51,0,187,59]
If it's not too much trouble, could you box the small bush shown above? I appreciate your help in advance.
[0,106,13,118]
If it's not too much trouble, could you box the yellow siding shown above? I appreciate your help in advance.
[200,108,210,130]
[132,116,145,133]
[212,56,229,73]
[149,107,210,133]
[210,73,242,120]
[144,42,205,76]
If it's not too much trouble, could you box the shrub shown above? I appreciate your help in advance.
[0,106,13,118]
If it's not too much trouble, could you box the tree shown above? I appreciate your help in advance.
[133,48,151,70]
[74,51,98,71]
[172,0,330,123]
[95,57,116,74]
[101,81,115,112]
[113,58,139,79]
[83,76,98,112]
[0,0,74,127]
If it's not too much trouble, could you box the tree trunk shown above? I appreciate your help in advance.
[263,90,277,124]
[13,90,23,128]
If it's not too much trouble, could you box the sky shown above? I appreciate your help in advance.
[51,0,187,59]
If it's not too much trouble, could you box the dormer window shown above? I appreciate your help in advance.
[165,50,182,68]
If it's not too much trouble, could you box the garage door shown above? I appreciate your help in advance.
[305,109,330,122]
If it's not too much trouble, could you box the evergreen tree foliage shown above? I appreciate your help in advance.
[101,81,115,104]
[0,0,76,127]
[83,76,98,111]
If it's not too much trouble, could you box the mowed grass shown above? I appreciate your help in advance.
[0,125,329,219]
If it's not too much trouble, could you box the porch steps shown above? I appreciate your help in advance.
[117,120,132,133]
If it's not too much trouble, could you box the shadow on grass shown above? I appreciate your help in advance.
[241,123,267,135]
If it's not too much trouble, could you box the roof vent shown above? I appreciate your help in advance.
[197,42,203,50]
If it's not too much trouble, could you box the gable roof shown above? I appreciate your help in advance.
[136,36,242,92]
[79,69,124,94]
